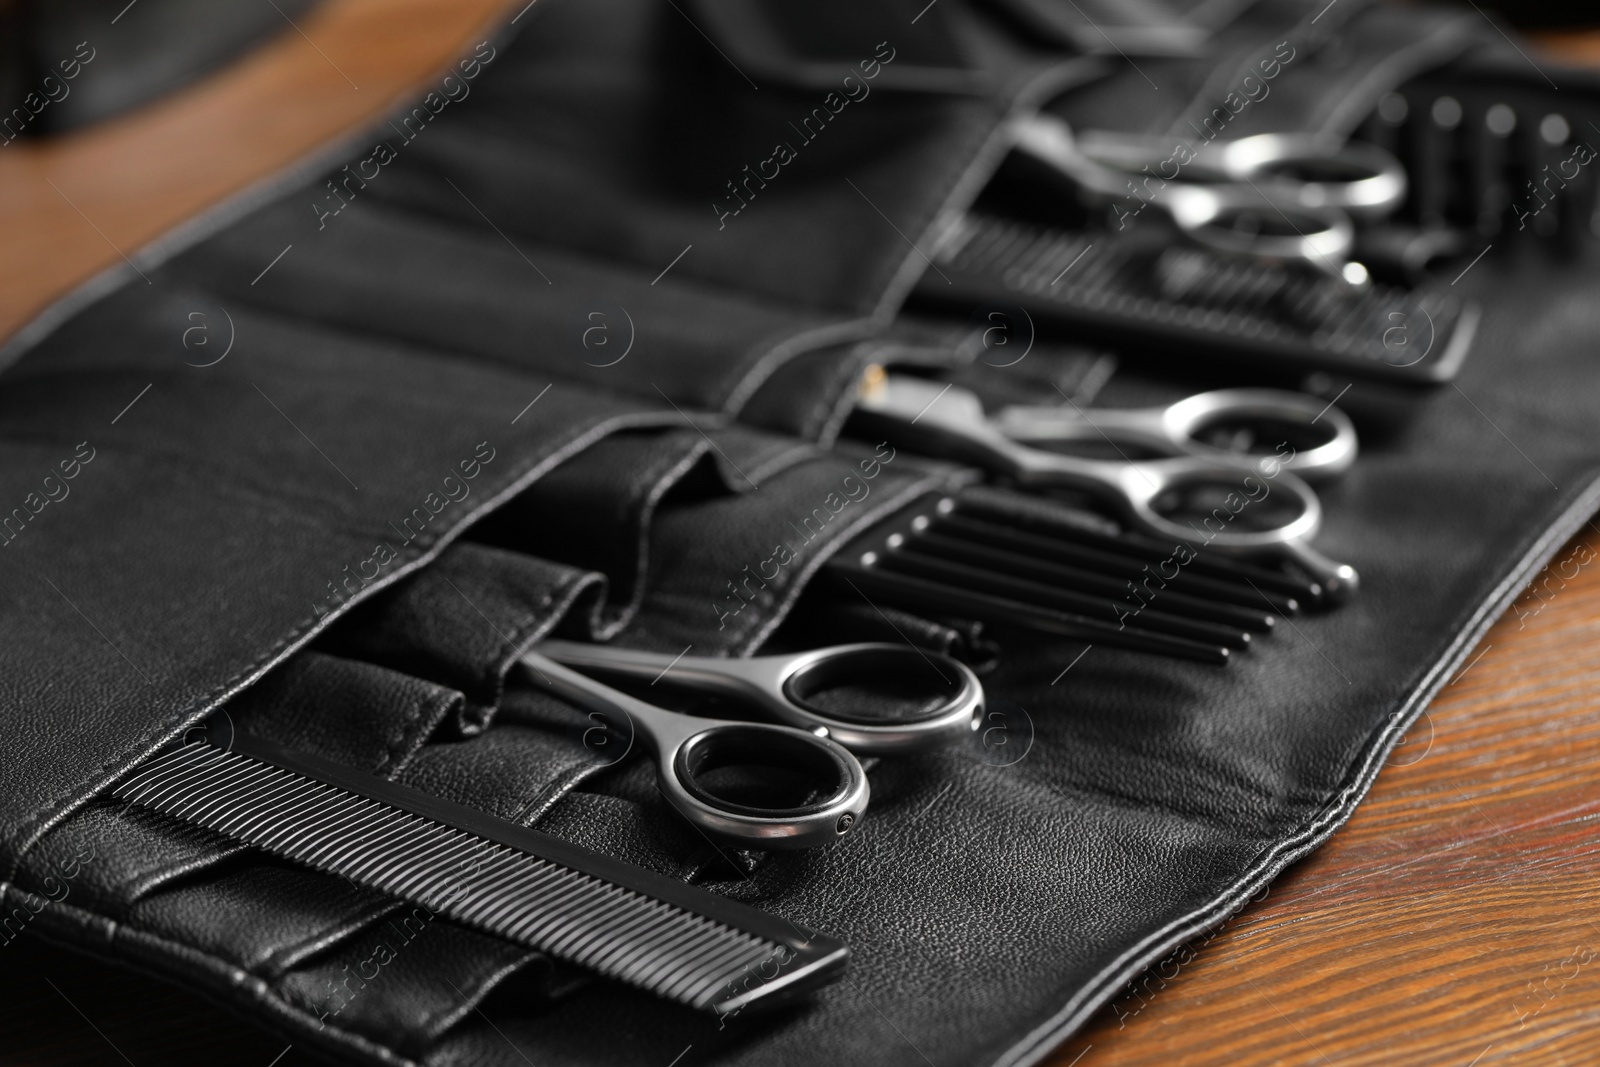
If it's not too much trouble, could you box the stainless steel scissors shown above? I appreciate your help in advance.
[854,372,1358,601]
[993,387,1358,481]
[1009,114,1406,284]
[520,641,985,849]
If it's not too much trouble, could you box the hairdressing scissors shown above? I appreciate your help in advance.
[1009,114,1406,284]
[853,372,1358,601]
[521,641,985,849]
[992,387,1358,481]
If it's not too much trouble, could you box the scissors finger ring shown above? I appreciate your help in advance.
[995,388,1359,481]
[521,651,871,849]
[537,640,985,755]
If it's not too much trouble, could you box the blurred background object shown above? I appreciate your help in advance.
[0,0,320,137]
[1448,0,1599,29]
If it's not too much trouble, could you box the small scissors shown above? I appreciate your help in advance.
[1010,114,1406,284]
[993,387,1358,481]
[521,641,984,849]
[853,372,1358,601]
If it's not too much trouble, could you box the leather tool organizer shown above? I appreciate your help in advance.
[2,1,1598,1064]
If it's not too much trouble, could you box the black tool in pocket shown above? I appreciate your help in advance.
[116,721,850,1014]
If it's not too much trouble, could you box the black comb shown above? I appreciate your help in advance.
[114,726,847,1015]
[913,212,1479,387]
[1360,83,1600,252]
[823,490,1308,667]
[823,483,1333,665]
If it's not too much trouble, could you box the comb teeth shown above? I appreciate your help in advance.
[825,488,1335,666]
[115,738,845,1013]
[918,212,1477,386]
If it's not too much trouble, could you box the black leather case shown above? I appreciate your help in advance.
[2,2,1594,1066]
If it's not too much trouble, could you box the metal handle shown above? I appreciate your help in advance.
[1014,447,1357,586]
[537,641,984,756]
[1011,115,1365,279]
[1159,389,1358,480]
[1009,112,1127,200]
[1215,133,1407,218]
[520,652,869,849]
[1068,126,1406,219]
[1279,539,1360,604]
[1165,182,1355,276]
[1107,454,1323,550]
[1107,456,1359,597]
[992,404,1168,449]
[767,644,983,754]
[857,372,1360,596]
[664,722,870,848]
[995,389,1358,481]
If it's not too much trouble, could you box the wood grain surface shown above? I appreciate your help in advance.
[1055,525,1600,1067]
[1,2,1598,1065]
[0,0,516,341]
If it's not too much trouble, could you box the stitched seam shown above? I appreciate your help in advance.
[610,439,719,633]
[1313,17,1482,137]
[0,15,529,379]
[5,620,307,880]
[407,942,539,1045]
[113,841,249,917]
[1162,0,1376,140]
[29,899,424,1067]
[6,408,679,884]
[859,106,1002,321]
[807,343,880,443]
[740,440,824,486]
[509,759,616,829]
[551,568,613,639]
[374,687,461,779]
[866,58,1111,328]
[478,567,607,726]
[719,318,882,416]
[739,469,956,653]
[987,471,1600,1067]
[261,898,404,980]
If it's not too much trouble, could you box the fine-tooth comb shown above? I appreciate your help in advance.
[826,488,1314,667]
[114,724,848,1014]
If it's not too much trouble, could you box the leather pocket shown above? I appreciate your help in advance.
[18,429,964,1062]
[16,551,628,1053]
[275,917,542,1060]
[615,436,957,653]
[319,543,612,734]
[15,655,468,924]
[171,198,861,420]
[0,1,1019,1053]
[127,859,397,981]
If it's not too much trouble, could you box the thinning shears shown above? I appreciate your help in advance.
[853,372,1359,601]
[1010,114,1406,284]
[522,641,985,849]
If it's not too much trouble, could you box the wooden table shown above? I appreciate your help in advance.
[2,4,1598,1065]
[1060,523,1600,1067]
